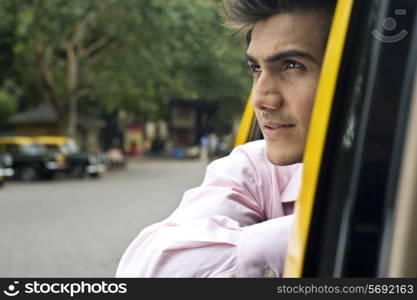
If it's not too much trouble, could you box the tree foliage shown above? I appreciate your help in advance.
[0,80,19,123]
[0,0,250,134]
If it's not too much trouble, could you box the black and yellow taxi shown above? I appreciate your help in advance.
[32,136,106,178]
[0,136,66,181]
[235,0,417,277]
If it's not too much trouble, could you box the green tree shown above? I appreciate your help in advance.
[95,0,250,120]
[12,0,131,135]
[0,79,20,124]
[6,0,250,134]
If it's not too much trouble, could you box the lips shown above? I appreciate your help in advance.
[263,121,295,130]
[262,121,295,139]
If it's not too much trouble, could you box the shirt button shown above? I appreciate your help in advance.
[264,268,277,278]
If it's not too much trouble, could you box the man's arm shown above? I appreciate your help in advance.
[116,142,300,277]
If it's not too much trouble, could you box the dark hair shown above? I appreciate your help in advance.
[222,0,336,44]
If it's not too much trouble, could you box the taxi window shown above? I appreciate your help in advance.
[286,0,417,277]
[21,143,46,155]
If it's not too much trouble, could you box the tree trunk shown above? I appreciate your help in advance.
[56,103,70,136]
[68,95,78,138]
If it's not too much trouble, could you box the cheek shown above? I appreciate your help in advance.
[285,92,316,133]
[290,78,319,126]
[295,96,315,128]
[302,98,316,128]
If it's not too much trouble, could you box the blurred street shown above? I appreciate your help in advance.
[0,159,208,277]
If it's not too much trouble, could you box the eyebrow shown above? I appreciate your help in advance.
[245,49,318,65]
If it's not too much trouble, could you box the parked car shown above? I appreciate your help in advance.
[32,136,106,178]
[0,136,66,181]
[0,153,14,187]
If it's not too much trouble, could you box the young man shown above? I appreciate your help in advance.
[116,0,335,277]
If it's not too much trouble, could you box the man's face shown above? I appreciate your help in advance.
[246,10,327,165]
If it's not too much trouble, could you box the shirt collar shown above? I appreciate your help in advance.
[280,164,303,203]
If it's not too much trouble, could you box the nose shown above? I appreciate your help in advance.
[251,73,284,111]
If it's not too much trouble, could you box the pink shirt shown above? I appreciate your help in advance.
[116,140,302,277]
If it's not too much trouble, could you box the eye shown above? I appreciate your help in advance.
[283,60,306,71]
[248,63,261,75]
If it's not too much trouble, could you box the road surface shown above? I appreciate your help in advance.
[0,158,208,277]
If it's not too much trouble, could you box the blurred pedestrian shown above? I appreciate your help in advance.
[200,135,209,163]
[208,133,219,158]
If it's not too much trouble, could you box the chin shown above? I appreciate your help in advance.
[266,143,303,166]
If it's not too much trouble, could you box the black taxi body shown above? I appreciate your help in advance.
[32,136,106,178]
[0,136,66,181]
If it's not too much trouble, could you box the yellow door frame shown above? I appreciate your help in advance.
[234,92,255,147]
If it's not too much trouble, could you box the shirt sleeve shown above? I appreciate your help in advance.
[115,145,295,278]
